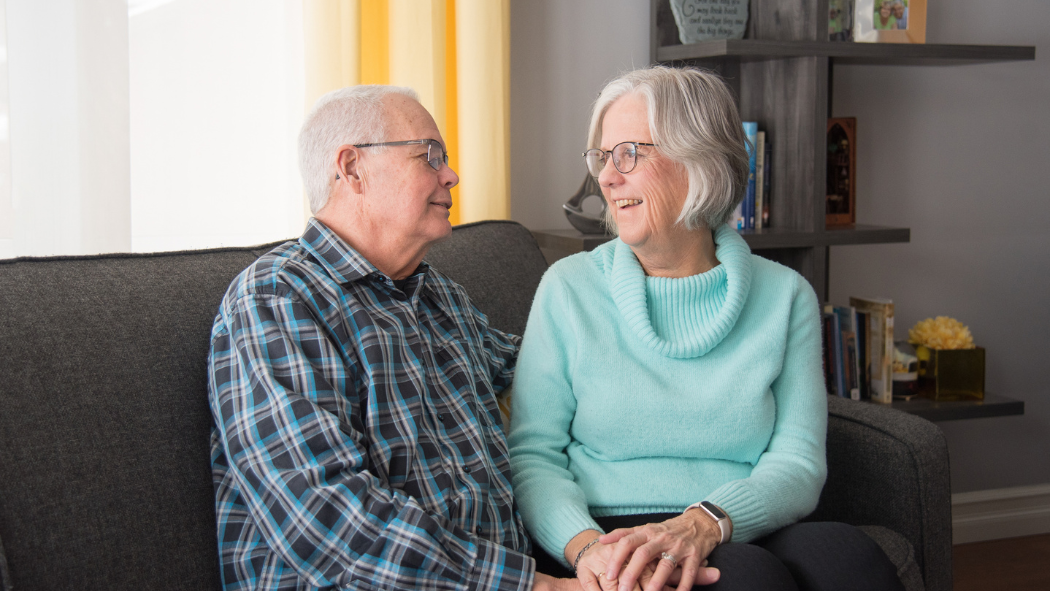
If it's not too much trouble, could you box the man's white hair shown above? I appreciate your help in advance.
[587,66,750,232]
[298,85,420,214]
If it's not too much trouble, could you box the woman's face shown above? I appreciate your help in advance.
[598,94,690,250]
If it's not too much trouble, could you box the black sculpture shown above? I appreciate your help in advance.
[563,174,609,235]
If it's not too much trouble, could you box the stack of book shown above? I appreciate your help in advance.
[822,297,895,404]
[733,122,772,231]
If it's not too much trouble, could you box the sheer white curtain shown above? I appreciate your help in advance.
[129,0,306,252]
[0,0,11,259]
[1,0,306,258]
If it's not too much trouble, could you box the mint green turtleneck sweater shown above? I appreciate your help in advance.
[507,225,827,565]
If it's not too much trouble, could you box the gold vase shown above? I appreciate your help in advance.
[915,345,985,401]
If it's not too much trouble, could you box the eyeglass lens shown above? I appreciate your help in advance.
[426,141,449,171]
[584,142,639,177]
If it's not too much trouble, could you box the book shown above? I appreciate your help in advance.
[754,131,765,230]
[823,304,846,398]
[821,311,837,396]
[831,305,860,400]
[762,140,772,228]
[849,297,895,404]
[856,310,870,400]
[850,307,863,400]
[742,122,758,230]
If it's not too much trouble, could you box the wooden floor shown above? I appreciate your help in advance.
[952,534,1050,591]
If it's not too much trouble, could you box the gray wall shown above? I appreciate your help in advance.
[829,1,1050,492]
[510,0,649,229]
[510,0,1049,494]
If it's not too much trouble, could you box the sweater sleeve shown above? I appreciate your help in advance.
[507,266,604,567]
[704,275,829,543]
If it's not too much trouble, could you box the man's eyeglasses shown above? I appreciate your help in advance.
[582,141,658,178]
[354,139,449,171]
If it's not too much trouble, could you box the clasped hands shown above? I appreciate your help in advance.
[569,512,722,591]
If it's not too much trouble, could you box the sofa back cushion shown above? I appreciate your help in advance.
[0,220,547,590]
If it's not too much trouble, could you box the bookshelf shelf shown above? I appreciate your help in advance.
[742,224,910,250]
[656,40,1036,66]
[889,393,1025,422]
[530,225,909,258]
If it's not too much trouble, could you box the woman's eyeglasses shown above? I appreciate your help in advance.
[582,141,658,178]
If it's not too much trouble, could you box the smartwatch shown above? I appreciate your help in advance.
[685,501,732,545]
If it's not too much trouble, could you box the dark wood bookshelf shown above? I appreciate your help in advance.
[641,0,1038,299]
[889,392,1025,422]
[531,225,909,256]
[656,40,1036,66]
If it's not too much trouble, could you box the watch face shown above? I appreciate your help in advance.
[701,501,727,520]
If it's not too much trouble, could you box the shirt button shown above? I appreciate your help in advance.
[463,466,472,473]
[476,526,485,535]
[437,413,445,421]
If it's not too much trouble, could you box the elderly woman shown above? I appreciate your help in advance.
[508,67,904,591]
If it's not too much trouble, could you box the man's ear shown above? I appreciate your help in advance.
[335,144,365,194]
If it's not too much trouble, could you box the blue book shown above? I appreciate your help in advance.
[830,305,860,400]
[824,304,846,398]
[762,140,772,227]
[742,122,758,230]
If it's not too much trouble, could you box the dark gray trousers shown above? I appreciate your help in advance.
[533,515,905,591]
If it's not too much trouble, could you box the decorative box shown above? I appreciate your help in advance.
[915,345,985,401]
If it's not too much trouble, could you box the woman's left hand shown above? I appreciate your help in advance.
[598,511,722,591]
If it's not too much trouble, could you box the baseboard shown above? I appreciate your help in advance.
[952,483,1050,544]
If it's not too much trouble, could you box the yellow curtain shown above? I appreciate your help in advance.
[302,0,511,225]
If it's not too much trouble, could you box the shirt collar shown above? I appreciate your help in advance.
[299,218,431,287]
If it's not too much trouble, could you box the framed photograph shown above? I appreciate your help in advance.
[853,0,926,43]
[829,0,853,41]
[826,118,857,228]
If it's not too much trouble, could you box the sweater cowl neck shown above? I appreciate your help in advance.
[601,225,752,359]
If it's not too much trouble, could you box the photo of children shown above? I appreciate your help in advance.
[854,0,923,42]
[875,0,909,30]
[829,0,852,41]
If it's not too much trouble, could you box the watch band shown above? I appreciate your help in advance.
[685,501,732,545]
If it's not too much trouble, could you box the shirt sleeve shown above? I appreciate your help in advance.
[209,290,535,591]
[474,303,520,396]
[703,275,828,543]
[506,269,604,567]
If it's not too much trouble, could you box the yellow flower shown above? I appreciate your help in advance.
[908,316,975,350]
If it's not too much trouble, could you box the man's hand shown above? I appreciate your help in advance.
[534,572,583,591]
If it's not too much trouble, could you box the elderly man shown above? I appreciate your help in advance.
[207,86,574,591]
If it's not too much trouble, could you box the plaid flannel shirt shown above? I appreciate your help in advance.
[208,219,534,591]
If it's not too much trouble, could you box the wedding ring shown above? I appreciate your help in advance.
[597,572,604,579]
[660,552,677,568]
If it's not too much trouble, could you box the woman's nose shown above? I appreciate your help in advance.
[598,156,622,187]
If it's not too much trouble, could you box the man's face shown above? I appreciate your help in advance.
[357,95,459,255]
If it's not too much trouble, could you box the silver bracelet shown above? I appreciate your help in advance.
[573,537,601,574]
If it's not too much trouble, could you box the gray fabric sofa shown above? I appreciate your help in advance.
[0,220,950,591]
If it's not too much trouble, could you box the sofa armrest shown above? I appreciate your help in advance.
[807,396,952,591]
[0,531,11,591]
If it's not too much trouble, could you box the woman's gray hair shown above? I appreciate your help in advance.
[298,85,419,214]
[587,66,750,231]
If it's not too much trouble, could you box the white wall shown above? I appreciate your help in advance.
[509,0,650,230]
[129,0,305,252]
[829,1,1050,492]
[6,0,131,257]
[509,0,1050,494]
